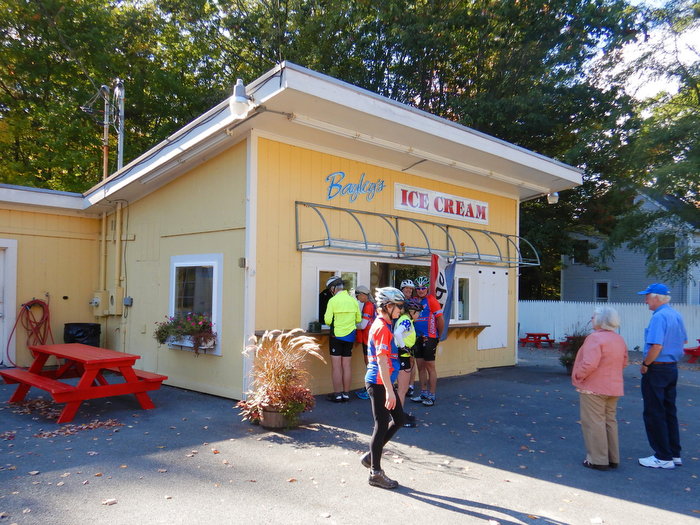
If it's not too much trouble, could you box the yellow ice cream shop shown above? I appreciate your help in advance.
[0,63,581,399]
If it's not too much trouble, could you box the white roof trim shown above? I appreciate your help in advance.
[0,62,582,214]
[0,184,84,211]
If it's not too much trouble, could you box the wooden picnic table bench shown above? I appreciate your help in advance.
[0,343,167,423]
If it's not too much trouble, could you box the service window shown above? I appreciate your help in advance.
[318,270,358,323]
[169,253,223,355]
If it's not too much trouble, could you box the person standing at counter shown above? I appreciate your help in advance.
[410,276,444,407]
[400,279,416,300]
[399,279,416,397]
[361,287,405,489]
[318,276,336,323]
[354,285,375,400]
[324,277,361,403]
[395,298,422,427]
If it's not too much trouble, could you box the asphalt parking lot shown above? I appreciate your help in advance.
[1,345,698,525]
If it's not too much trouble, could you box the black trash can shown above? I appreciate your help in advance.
[64,323,101,347]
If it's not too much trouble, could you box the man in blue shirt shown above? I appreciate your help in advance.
[637,283,688,469]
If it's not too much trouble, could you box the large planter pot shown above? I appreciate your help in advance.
[260,408,291,430]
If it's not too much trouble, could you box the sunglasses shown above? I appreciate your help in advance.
[416,287,427,290]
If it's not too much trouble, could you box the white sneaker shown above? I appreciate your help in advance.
[672,457,682,466]
[638,455,675,469]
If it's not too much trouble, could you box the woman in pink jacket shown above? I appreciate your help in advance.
[571,306,628,471]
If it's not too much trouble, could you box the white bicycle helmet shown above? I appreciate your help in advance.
[400,279,415,289]
[414,276,429,287]
[374,287,405,307]
[326,276,343,289]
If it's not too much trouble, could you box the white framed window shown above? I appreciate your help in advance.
[456,277,470,320]
[169,253,223,356]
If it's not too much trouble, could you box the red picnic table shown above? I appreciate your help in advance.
[684,339,700,363]
[0,343,167,423]
[519,332,555,348]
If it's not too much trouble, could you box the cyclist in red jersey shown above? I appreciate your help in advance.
[360,287,405,489]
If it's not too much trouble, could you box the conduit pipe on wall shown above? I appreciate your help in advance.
[99,212,107,292]
[114,202,122,293]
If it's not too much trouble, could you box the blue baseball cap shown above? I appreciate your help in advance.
[637,283,670,295]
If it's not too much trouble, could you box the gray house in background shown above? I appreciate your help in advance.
[561,194,700,305]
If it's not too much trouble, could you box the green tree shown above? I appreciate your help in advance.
[599,0,699,285]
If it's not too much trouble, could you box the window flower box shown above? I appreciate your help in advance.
[154,314,217,355]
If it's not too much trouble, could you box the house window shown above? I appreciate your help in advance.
[658,234,676,261]
[169,253,223,355]
[456,278,470,320]
[595,281,609,302]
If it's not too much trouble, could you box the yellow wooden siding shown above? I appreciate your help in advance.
[0,209,100,366]
[102,141,249,398]
[255,138,519,394]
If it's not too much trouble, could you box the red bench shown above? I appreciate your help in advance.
[0,368,76,399]
[103,366,168,383]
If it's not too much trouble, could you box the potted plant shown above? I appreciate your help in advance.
[559,323,590,374]
[153,313,217,355]
[237,329,326,429]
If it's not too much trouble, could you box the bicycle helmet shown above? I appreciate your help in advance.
[326,276,343,289]
[374,287,405,307]
[414,276,429,287]
[405,298,423,312]
[400,279,415,289]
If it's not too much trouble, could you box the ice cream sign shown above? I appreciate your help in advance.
[394,183,488,225]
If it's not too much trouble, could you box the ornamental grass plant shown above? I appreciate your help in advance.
[237,329,326,427]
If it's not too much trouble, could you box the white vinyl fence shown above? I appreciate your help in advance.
[518,301,700,351]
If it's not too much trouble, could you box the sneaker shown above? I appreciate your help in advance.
[368,469,398,489]
[672,457,682,466]
[355,388,370,400]
[341,392,350,401]
[422,396,435,406]
[407,385,415,397]
[638,455,675,469]
[402,414,416,428]
[360,452,370,469]
[326,393,344,403]
[410,392,426,403]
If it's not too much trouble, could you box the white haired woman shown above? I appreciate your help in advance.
[572,306,629,471]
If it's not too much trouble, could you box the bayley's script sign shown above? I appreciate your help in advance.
[326,171,385,203]
[394,183,488,225]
